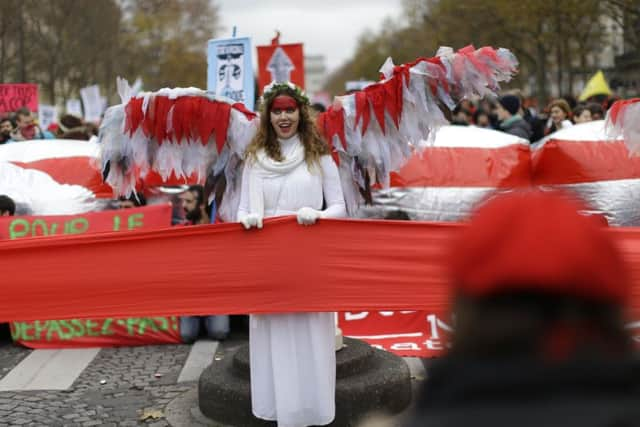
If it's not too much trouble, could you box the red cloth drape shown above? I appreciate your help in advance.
[2,217,640,323]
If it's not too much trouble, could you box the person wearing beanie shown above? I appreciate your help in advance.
[495,94,532,141]
[407,190,640,427]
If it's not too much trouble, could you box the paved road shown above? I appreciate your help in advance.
[0,329,426,426]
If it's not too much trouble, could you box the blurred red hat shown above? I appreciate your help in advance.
[451,190,629,305]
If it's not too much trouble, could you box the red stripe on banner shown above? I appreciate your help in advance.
[11,157,113,198]
[390,145,531,188]
[2,218,640,325]
[532,140,640,185]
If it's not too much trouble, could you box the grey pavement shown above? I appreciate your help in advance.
[0,332,427,426]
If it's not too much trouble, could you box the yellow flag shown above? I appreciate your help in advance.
[579,70,612,101]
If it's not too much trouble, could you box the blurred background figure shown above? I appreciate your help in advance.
[588,102,605,121]
[10,108,54,141]
[0,117,14,144]
[57,114,94,140]
[0,195,16,217]
[572,104,593,124]
[472,109,493,129]
[544,99,573,135]
[407,190,640,427]
[495,95,532,141]
[451,106,471,126]
[117,192,146,209]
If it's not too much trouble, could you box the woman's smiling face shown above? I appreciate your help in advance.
[269,95,300,139]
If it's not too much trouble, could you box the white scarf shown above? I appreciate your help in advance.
[249,135,305,217]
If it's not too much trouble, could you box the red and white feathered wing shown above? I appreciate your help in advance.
[100,45,518,219]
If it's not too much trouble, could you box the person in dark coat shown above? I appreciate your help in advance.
[407,190,640,427]
[495,95,532,141]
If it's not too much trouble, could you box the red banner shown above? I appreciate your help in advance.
[338,310,453,357]
[257,43,305,92]
[10,316,181,349]
[0,204,172,240]
[4,204,174,348]
[0,83,38,114]
[2,217,640,322]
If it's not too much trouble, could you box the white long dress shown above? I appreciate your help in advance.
[237,134,346,427]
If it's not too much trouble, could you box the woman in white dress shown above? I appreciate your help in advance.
[237,82,346,427]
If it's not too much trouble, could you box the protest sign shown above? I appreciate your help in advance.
[65,99,83,117]
[0,84,38,114]
[38,104,58,130]
[80,85,103,123]
[257,43,305,93]
[207,36,255,111]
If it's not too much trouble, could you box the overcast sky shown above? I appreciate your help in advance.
[216,0,405,72]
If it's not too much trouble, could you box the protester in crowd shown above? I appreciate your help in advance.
[561,94,578,110]
[479,98,499,128]
[57,114,93,140]
[458,99,476,116]
[0,117,14,144]
[117,192,146,209]
[237,82,346,426]
[0,195,16,216]
[451,106,471,126]
[495,95,532,141]
[588,102,605,121]
[0,194,14,341]
[407,190,640,427]
[573,104,593,124]
[179,184,230,343]
[544,99,573,135]
[384,209,411,220]
[472,109,493,129]
[9,108,54,141]
[512,91,546,141]
[311,102,326,114]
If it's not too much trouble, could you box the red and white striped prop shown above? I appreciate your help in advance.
[359,125,530,221]
[533,120,640,226]
[605,98,640,154]
[0,139,112,199]
[0,139,114,215]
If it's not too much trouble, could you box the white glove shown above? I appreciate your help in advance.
[239,213,263,229]
[296,207,322,226]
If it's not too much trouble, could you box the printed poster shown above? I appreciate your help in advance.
[207,36,255,111]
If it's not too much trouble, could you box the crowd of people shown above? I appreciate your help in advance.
[451,92,608,142]
[0,107,98,144]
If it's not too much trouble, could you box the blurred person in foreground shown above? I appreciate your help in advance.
[407,190,640,427]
